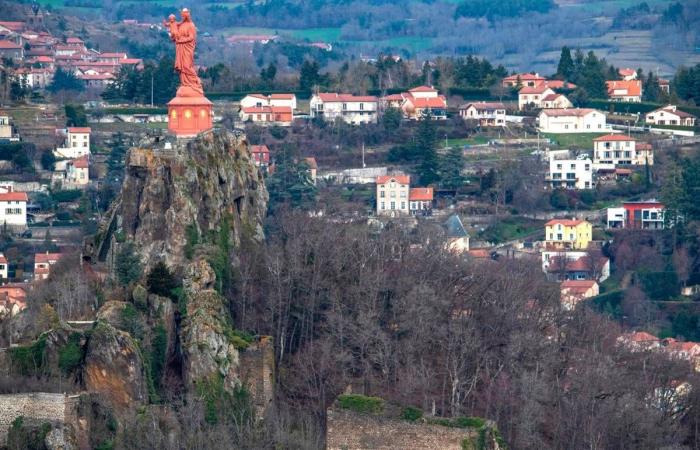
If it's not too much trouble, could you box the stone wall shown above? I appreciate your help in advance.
[0,393,70,441]
[326,408,475,450]
[239,336,274,419]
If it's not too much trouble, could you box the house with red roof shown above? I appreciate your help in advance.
[409,187,433,215]
[502,72,546,88]
[606,79,642,102]
[560,279,599,310]
[617,331,661,351]
[541,93,573,110]
[618,68,637,81]
[544,218,592,250]
[240,106,293,126]
[240,93,297,111]
[459,102,506,127]
[382,86,447,120]
[518,85,555,110]
[376,174,410,216]
[538,108,608,133]
[546,254,610,282]
[310,93,378,125]
[645,105,696,127]
[55,127,91,159]
[593,134,653,167]
[0,190,28,228]
[250,145,271,169]
[0,39,23,60]
[34,252,64,280]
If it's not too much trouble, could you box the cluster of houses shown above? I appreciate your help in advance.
[619,331,700,372]
[0,251,65,319]
[0,19,142,90]
[52,127,91,190]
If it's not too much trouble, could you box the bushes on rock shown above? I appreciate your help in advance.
[58,333,83,375]
[401,406,423,422]
[9,335,47,376]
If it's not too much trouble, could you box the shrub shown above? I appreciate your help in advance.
[184,223,199,260]
[58,333,83,375]
[9,335,47,376]
[401,406,423,422]
[337,394,384,414]
[147,262,179,298]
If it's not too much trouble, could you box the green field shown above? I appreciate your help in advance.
[447,136,490,147]
[543,132,607,149]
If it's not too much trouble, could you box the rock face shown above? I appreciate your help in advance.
[180,259,241,391]
[83,321,147,409]
[90,129,268,272]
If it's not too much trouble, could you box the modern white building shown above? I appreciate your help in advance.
[459,102,506,126]
[376,174,410,216]
[593,134,653,167]
[54,127,91,159]
[645,105,696,127]
[310,93,378,125]
[518,85,555,110]
[547,158,593,190]
[538,108,607,133]
[240,93,297,111]
[0,191,28,228]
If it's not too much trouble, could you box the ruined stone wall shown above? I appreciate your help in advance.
[0,393,69,441]
[239,336,274,418]
[326,408,475,450]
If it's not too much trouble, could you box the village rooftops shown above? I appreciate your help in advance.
[606,80,642,96]
[0,40,22,49]
[460,102,506,110]
[519,85,552,94]
[409,97,447,108]
[408,85,438,93]
[35,252,63,264]
[376,175,410,185]
[503,73,545,82]
[0,22,25,32]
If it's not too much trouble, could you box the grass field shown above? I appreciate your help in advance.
[543,132,607,149]
[477,216,545,244]
[447,136,490,147]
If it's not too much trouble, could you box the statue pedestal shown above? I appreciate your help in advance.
[167,94,213,137]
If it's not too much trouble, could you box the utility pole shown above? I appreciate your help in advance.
[151,73,154,107]
[362,142,366,168]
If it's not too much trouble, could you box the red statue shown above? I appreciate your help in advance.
[164,9,203,97]
[164,8,212,137]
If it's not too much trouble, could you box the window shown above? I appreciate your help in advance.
[570,164,575,169]
[557,234,562,240]
[360,103,364,111]
[342,103,347,110]
[380,202,385,210]
[585,164,590,170]
[400,191,406,198]
[557,164,562,170]
[390,201,395,210]
[380,191,385,198]
[401,202,405,209]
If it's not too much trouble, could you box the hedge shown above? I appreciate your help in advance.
[583,99,700,118]
[103,107,168,115]
[637,271,680,301]
[337,394,384,414]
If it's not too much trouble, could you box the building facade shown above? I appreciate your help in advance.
[459,102,506,126]
[538,109,607,133]
[645,105,696,127]
[376,175,410,216]
[310,93,378,125]
[0,191,28,228]
[544,219,592,250]
[593,134,653,167]
[548,158,593,190]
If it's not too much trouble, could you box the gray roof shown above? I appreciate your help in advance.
[444,214,469,239]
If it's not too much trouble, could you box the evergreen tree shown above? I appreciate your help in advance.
[266,144,317,211]
[64,104,88,127]
[147,262,178,298]
[48,68,83,93]
[115,241,143,286]
[578,51,607,99]
[440,146,465,190]
[415,113,439,185]
[556,46,574,80]
[299,60,321,91]
[643,71,660,102]
[381,107,402,130]
[260,63,277,88]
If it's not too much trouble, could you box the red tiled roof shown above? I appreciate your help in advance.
[0,192,28,202]
[35,252,63,264]
[594,134,635,142]
[503,73,544,82]
[383,93,406,101]
[66,37,84,44]
[246,93,268,99]
[409,187,433,201]
[542,93,563,102]
[121,58,142,65]
[541,108,597,117]
[241,106,292,114]
[542,80,577,90]
[270,93,295,99]
[561,279,597,288]
[376,175,410,185]
[619,68,636,77]
[317,93,377,103]
[606,80,642,97]
[68,127,91,133]
[652,106,696,119]
[0,22,25,32]
[409,85,438,93]
[519,85,552,95]
[250,145,270,154]
[0,254,7,264]
[0,40,21,50]
[409,96,447,109]
[71,156,89,169]
[467,249,491,258]
[548,256,608,272]
[546,219,586,227]
[627,331,659,343]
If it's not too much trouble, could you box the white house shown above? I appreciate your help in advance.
[310,93,378,125]
[409,187,433,215]
[541,93,573,109]
[606,207,626,229]
[619,68,637,81]
[519,85,555,110]
[538,108,607,133]
[645,105,696,127]
[240,93,297,111]
[34,252,63,280]
[0,254,8,279]
[593,134,653,167]
[459,102,506,126]
[376,174,410,216]
[0,191,28,228]
[54,127,91,159]
[548,158,593,190]
[0,110,18,142]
